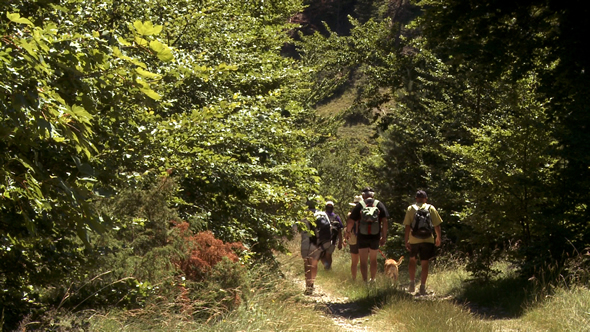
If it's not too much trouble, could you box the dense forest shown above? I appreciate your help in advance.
[1,0,589,330]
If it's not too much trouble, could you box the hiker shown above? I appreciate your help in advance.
[320,201,344,270]
[403,190,442,295]
[346,187,389,282]
[345,195,362,280]
[299,200,332,294]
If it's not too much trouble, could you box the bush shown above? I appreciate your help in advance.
[171,222,246,281]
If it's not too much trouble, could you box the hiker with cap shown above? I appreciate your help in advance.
[346,187,389,282]
[403,190,442,295]
[320,200,344,270]
[345,195,363,280]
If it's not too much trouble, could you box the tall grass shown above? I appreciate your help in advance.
[85,264,338,332]
[522,286,590,332]
[30,237,589,332]
[368,295,494,332]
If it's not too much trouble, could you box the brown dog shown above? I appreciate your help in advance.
[384,256,404,284]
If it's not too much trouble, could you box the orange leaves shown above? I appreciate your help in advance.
[172,222,246,281]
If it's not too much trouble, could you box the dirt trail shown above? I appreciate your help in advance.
[295,279,377,332]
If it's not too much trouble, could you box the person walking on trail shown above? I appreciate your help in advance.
[320,201,344,270]
[403,190,442,295]
[299,200,333,295]
[345,195,363,280]
[345,187,389,282]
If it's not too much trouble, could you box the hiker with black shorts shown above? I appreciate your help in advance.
[346,187,389,282]
[320,200,344,270]
[403,190,442,295]
[300,199,335,294]
[345,195,363,280]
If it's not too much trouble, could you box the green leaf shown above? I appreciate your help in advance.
[140,88,162,100]
[135,36,148,47]
[133,20,163,36]
[7,12,34,26]
[149,40,174,62]
[136,67,161,79]
[70,105,93,124]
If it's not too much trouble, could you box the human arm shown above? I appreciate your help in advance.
[345,217,355,240]
[335,215,344,249]
[345,206,361,240]
[434,225,441,247]
[402,206,414,251]
[430,205,442,247]
[404,225,411,251]
[379,217,388,246]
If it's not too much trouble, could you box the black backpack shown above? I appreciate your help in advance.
[411,204,434,239]
[327,214,340,244]
[309,211,332,249]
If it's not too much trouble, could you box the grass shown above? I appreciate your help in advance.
[315,86,357,118]
[281,238,590,332]
[36,238,590,332]
[521,286,590,332]
[84,263,339,332]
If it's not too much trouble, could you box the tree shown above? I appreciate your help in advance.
[1,0,320,328]
[416,0,590,272]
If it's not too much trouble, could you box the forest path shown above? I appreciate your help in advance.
[295,278,377,332]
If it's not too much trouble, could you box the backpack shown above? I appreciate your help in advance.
[309,210,332,249]
[327,214,340,244]
[411,204,434,239]
[357,199,381,235]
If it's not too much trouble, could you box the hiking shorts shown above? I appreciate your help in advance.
[349,243,359,255]
[357,234,380,250]
[325,244,336,255]
[409,242,436,261]
[301,237,322,261]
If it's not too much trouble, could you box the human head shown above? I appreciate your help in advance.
[415,190,428,203]
[361,187,375,199]
[306,197,318,210]
[349,195,363,206]
[325,200,334,213]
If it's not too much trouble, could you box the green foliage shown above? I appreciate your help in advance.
[307,0,590,282]
[1,0,322,329]
[413,0,590,274]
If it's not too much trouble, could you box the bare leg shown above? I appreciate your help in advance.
[304,258,318,288]
[350,253,359,280]
[322,252,333,270]
[369,249,378,280]
[358,248,369,282]
[408,256,417,283]
[420,260,429,286]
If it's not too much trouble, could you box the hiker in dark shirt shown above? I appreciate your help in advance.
[320,200,343,270]
[345,187,389,282]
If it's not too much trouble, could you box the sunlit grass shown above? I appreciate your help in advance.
[87,271,338,332]
[84,238,590,332]
[369,296,494,332]
[315,88,357,117]
[522,286,590,332]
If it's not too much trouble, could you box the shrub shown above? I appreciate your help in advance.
[172,222,246,281]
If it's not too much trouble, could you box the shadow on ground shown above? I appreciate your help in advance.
[454,276,532,319]
[324,288,413,319]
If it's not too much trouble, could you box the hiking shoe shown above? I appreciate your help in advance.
[408,281,415,293]
[419,284,427,295]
